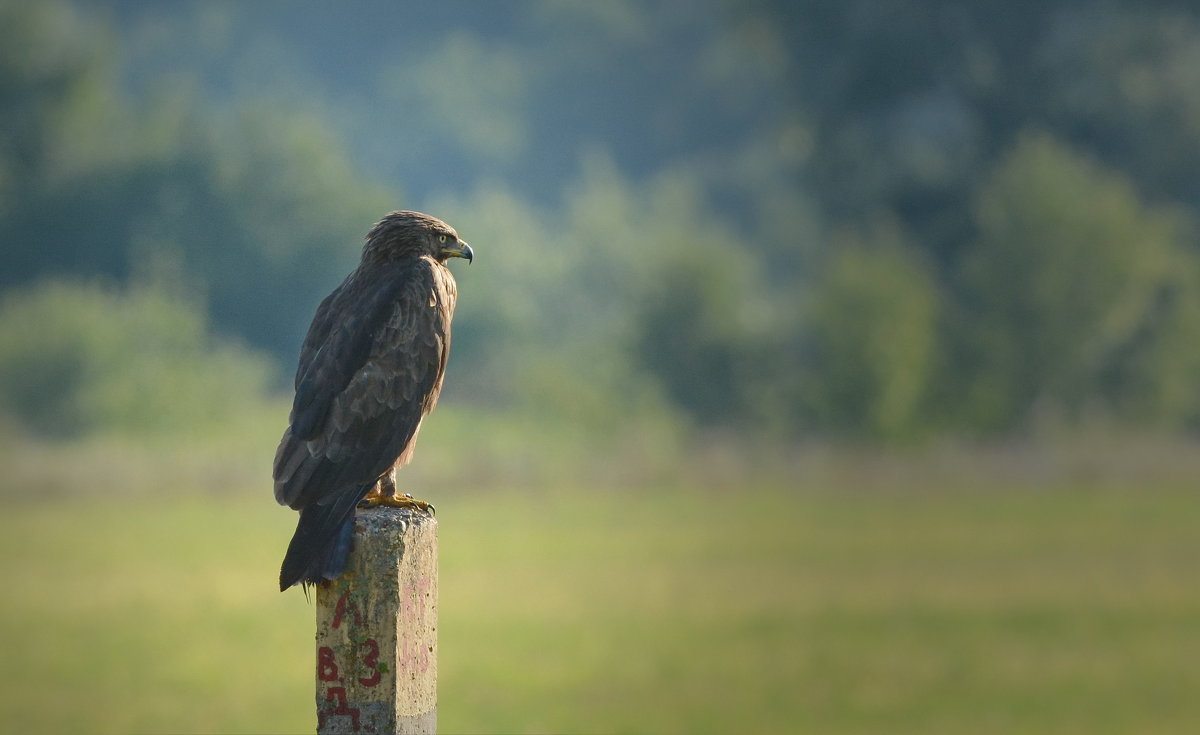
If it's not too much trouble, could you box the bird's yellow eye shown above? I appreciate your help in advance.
[438,235,447,243]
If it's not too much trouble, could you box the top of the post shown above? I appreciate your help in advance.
[353,504,437,536]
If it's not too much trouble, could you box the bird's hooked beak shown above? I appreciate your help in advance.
[443,239,473,264]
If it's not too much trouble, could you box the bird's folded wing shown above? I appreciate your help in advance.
[273,260,448,509]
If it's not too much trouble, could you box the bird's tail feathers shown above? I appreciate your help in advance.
[279,485,370,592]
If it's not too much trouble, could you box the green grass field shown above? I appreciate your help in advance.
[2,455,1199,733]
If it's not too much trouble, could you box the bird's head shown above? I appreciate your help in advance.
[363,210,474,265]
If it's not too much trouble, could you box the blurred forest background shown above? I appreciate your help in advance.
[7,0,1200,446]
[4,1,1200,734]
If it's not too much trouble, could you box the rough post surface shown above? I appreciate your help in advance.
[315,506,438,734]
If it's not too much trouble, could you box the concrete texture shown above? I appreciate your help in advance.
[315,506,438,734]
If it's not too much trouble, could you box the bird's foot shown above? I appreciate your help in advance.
[359,487,435,514]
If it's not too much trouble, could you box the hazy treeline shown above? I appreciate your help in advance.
[2,0,1199,442]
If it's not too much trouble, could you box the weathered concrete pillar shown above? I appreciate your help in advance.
[314,506,438,734]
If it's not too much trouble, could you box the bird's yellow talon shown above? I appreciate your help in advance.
[359,488,434,514]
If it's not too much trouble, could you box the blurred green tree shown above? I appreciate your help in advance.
[799,222,939,441]
[0,2,397,362]
[1100,256,1200,428]
[0,279,274,438]
[0,1,124,202]
[957,131,1195,430]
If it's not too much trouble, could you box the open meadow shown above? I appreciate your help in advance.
[2,425,1199,734]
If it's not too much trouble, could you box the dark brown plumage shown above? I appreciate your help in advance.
[273,210,472,591]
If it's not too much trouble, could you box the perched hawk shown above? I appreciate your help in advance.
[273,211,473,591]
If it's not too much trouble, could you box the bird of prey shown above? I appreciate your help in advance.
[273,210,473,591]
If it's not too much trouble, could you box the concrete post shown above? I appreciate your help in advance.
[314,506,438,734]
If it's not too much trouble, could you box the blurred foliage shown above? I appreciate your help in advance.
[957,132,1200,431]
[801,223,939,441]
[2,0,1200,443]
[0,0,394,361]
[0,279,273,438]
